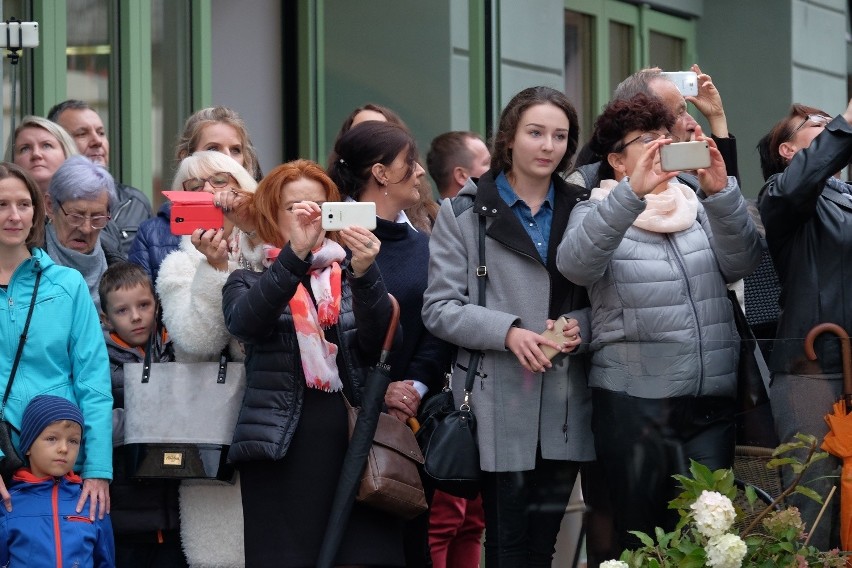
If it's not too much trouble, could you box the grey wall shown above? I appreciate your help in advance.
[211,0,283,173]
[499,0,565,110]
[323,0,452,164]
[698,0,847,196]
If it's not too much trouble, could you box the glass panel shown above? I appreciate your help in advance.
[649,30,683,71]
[151,0,191,208]
[564,10,593,144]
[66,0,111,132]
[609,21,633,95]
[1,0,29,146]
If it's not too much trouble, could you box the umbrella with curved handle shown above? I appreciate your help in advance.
[805,322,852,558]
[316,294,400,568]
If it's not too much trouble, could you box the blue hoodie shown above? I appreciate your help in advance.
[0,469,114,567]
[0,249,113,480]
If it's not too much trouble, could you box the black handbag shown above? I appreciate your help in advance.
[0,270,41,481]
[729,290,777,447]
[415,208,485,498]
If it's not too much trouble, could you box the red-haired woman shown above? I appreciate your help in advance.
[222,160,403,567]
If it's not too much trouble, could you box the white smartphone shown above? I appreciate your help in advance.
[0,22,38,48]
[321,201,377,231]
[660,141,711,172]
[661,71,698,97]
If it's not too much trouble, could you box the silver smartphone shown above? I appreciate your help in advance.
[660,141,711,172]
[661,71,698,97]
[321,201,377,231]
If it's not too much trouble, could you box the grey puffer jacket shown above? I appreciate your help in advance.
[557,178,761,399]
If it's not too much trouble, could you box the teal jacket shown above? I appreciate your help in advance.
[0,249,113,480]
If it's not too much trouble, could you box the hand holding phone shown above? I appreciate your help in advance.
[539,316,570,360]
[163,191,224,235]
[659,141,711,172]
[321,202,377,231]
[661,71,699,97]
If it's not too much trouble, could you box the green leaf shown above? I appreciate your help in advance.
[629,530,656,548]
[793,485,824,503]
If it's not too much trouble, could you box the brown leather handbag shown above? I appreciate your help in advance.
[344,396,427,519]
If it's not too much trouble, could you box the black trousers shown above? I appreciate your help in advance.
[591,388,735,552]
[479,448,581,567]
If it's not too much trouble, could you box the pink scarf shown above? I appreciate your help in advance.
[270,240,347,392]
[591,179,698,233]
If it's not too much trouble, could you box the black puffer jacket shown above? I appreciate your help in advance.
[222,244,395,464]
[759,115,852,375]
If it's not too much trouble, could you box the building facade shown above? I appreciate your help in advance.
[0,0,847,200]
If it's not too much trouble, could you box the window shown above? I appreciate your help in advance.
[565,10,594,139]
[66,0,111,131]
[649,31,684,70]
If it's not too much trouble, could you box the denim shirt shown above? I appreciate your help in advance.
[495,171,554,263]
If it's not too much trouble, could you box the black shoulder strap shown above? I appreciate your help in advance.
[141,333,229,384]
[1,268,42,417]
[463,213,487,395]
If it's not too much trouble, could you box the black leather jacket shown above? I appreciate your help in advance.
[222,244,394,464]
[759,115,852,375]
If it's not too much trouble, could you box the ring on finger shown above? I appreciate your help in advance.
[365,240,374,249]
[215,200,221,207]
[402,395,408,402]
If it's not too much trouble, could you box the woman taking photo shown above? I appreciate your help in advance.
[0,162,112,519]
[556,94,760,550]
[421,86,594,566]
[223,159,401,567]
[756,100,852,550]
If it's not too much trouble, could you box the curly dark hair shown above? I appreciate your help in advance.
[491,86,580,175]
[587,93,675,184]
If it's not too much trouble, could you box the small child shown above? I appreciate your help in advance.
[98,262,186,567]
[0,395,115,566]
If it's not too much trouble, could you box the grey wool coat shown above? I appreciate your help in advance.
[421,170,596,472]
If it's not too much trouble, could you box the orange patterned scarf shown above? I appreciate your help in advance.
[286,240,345,392]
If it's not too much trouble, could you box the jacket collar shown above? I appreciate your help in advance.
[12,468,82,485]
[471,169,590,267]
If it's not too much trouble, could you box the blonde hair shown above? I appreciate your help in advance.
[5,115,79,162]
[175,106,260,180]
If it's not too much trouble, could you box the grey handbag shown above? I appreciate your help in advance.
[123,341,246,481]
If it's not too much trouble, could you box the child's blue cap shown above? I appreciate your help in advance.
[19,395,84,454]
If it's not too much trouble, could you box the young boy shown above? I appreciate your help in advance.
[0,395,115,566]
[99,262,186,567]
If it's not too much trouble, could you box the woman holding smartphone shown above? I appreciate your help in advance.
[556,93,760,550]
[421,86,593,566]
[223,160,403,567]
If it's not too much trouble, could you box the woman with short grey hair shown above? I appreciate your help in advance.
[45,155,119,309]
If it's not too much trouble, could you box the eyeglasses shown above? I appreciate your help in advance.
[57,202,110,229]
[785,114,832,141]
[182,172,234,192]
[616,132,675,153]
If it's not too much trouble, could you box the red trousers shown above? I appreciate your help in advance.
[428,490,485,568]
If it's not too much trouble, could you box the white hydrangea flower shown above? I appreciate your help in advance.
[705,533,747,568]
[600,561,629,568]
[691,490,736,538]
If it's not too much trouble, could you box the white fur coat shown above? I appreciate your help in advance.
[156,233,263,567]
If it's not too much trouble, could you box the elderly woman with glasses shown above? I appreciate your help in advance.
[556,93,761,550]
[755,100,852,551]
[46,155,122,310]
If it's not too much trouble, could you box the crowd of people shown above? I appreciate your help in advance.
[0,60,850,568]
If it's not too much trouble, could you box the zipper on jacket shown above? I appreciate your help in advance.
[665,234,705,395]
[52,478,63,568]
[111,198,132,224]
